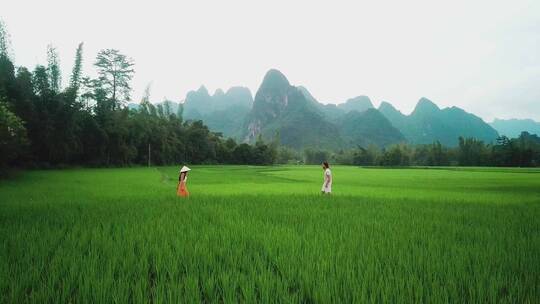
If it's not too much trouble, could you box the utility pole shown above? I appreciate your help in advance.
[148,143,151,167]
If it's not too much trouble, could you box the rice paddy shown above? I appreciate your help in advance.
[1,166,539,302]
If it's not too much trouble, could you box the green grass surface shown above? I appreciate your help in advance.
[1,166,539,303]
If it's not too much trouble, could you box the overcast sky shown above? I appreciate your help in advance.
[3,0,540,120]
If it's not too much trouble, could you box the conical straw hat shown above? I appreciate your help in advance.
[180,166,191,173]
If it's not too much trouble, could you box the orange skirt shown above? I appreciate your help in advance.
[177,182,189,197]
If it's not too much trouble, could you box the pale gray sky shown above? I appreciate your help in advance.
[3,0,540,120]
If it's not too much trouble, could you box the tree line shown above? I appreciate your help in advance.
[0,21,276,170]
[294,134,540,167]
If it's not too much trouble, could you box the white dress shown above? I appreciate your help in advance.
[321,168,332,193]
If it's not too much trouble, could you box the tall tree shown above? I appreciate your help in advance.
[140,83,151,106]
[0,53,16,103]
[0,20,16,104]
[13,67,35,128]
[94,49,135,109]
[0,19,12,60]
[46,44,61,93]
[69,42,84,96]
[33,65,50,98]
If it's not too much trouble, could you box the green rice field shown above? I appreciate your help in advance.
[1,166,539,302]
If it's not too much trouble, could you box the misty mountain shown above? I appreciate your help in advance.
[490,118,540,138]
[244,70,343,149]
[182,86,253,137]
[379,97,499,146]
[338,109,405,147]
[243,70,403,149]
[297,87,375,121]
[337,96,374,113]
[378,101,407,129]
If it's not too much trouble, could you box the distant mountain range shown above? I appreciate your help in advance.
[489,118,540,138]
[378,98,499,146]
[242,69,499,148]
[182,86,253,137]
[130,69,538,149]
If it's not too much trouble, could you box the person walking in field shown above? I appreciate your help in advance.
[321,161,332,195]
[177,166,191,197]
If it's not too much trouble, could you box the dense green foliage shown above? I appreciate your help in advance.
[294,133,540,167]
[0,22,275,168]
[0,99,28,168]
[1,166,539,302]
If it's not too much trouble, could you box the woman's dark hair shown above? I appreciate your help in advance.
[323,161,329,168]
[179,172,186,182]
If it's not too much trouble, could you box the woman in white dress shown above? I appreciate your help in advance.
[321,161,332,195]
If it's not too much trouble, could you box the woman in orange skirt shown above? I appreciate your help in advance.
[177,166,191,197]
